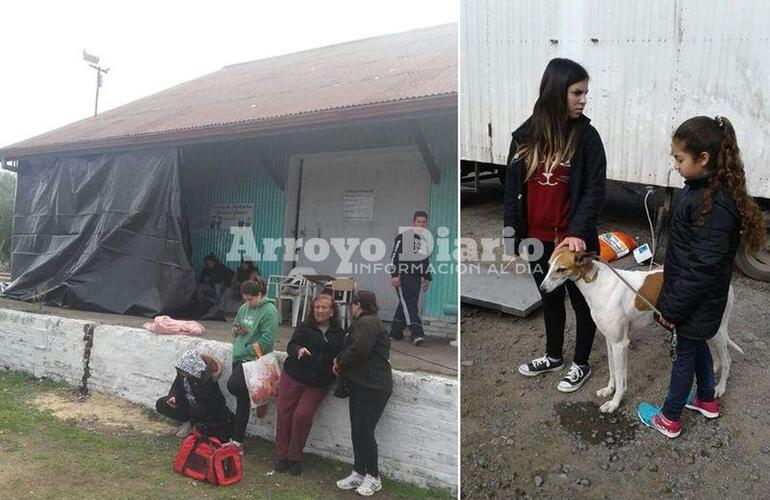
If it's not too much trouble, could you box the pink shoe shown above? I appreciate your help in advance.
[638,403,682,438]
[651,413,681,438]
[685,393,720,419]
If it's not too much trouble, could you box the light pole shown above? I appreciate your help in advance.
[82,50,109,117]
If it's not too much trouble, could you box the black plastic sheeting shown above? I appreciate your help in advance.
[4,148,198,316]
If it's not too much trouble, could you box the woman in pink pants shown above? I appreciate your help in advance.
[274,293,345,475]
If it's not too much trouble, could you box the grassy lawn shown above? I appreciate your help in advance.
[0,371,452,500]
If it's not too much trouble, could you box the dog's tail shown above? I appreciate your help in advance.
[724,287,743,355]
[727,337,745,356]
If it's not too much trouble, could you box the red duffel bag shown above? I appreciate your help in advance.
[208,445,243,486]
[173,428,242,486]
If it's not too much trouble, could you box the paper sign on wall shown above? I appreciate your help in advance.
[209,203,254,229]
[344,190,375,221]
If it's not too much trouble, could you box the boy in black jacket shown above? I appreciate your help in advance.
[388,211,432,346]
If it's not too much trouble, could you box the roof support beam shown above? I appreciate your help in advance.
[253,149,286,190]
[409,120,441,184]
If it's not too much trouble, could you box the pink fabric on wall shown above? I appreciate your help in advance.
[143,315,205,336]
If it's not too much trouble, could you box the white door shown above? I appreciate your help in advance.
[294,146,431,320]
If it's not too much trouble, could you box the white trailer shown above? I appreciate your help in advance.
[461,0,770,279]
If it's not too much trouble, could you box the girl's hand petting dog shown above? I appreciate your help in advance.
[556,236,586,252]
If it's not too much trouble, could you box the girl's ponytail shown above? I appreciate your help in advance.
[674,116,765,254]
[712,117,764,254]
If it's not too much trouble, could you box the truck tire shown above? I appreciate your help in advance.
[735,210,770,281]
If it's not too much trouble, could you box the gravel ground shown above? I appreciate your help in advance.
[460,179,770,499]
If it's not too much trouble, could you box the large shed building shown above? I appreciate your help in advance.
[0,24,458,331]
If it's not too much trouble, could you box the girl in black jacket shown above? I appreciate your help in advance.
[639,116,765,438]
[505,58,606,392]
[273,293,345,475]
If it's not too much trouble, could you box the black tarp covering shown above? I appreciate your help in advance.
[4,148,197,315]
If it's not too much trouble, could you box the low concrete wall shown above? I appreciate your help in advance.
[0,308,457,491]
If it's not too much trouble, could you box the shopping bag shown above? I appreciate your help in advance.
[241,352,282,408]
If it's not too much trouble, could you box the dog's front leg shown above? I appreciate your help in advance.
[600,338,629,413]
[596,335,615,399]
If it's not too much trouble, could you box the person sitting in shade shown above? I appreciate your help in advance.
[196,253,233,314]
[232,259,260,293]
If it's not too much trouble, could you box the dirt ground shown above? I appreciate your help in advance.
[460,179,770,499]
[32,391,178,436]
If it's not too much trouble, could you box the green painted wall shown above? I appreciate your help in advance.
[181,111,457,318]
[182,140,286,281]
[421,114,458,319]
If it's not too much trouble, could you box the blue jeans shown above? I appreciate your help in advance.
[661,335,715,421]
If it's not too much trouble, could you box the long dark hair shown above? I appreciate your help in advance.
[673,116,765,254]
[517,58,589,181]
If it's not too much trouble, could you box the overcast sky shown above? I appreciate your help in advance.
[0,0,457,149]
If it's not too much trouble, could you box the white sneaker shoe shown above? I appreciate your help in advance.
[356,475,382,496]
[556,363,591,393]
[336,471,364,490]
[175,421,192,437]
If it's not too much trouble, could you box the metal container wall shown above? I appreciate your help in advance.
[461,0,770,197]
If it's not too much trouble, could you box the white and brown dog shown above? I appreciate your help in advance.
[539,248,743,413]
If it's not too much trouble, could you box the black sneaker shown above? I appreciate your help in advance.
[557,363,591,393]
[412,336,424,346]
[288,461,302,476]
[274,459,290,473]
[518,355,564,376]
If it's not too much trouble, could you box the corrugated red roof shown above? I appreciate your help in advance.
[1,24,457,159]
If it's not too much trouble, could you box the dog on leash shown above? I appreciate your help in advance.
[538,247,743,413]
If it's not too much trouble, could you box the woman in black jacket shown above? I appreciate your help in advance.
[638,116,765,438]
[334,290,392,497]
[505,58,606,392]
[156,350,233,442]
[273,293,345,475]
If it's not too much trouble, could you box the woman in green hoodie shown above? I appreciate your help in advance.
[226,276,278,451]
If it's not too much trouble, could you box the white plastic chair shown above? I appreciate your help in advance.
[269,266,317,327]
